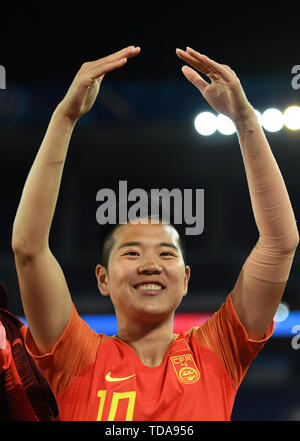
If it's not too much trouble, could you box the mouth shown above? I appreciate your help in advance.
[133,281,165,294]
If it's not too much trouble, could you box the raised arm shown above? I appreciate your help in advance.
[12,46,141,354]
[176,47,299,339]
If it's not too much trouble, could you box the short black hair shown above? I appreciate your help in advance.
[97,191,187,270]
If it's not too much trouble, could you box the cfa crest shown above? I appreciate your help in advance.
[170,354,200,384]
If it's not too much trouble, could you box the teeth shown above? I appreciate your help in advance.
[136,284,162,291]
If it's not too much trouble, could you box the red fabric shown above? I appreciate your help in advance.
[0,282,59,421]
[26,293,273,421]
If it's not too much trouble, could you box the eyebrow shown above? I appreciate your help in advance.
[117,241,179,251]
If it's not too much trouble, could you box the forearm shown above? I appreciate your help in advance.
[236,109,299,282]
[12,106,76,255]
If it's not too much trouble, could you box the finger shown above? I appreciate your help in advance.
[186,47,232,81]
[181,65,209,94]
[87,46,140,78]
[103,45,140,62]
[89,57,128,80]
[176,48,211,76]
[177,48,221,79]
[91,46,140,69]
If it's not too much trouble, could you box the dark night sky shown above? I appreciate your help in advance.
[2,3,299,81]
[1,5,300,421]
[0,2,299,314]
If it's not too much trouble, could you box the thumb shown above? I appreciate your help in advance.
[182,65,208,95]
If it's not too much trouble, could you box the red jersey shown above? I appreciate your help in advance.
[25,293,273,421]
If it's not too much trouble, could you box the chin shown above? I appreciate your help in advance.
[132,305,176,324]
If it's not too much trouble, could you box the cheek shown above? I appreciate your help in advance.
[108,261,134,290]
[175,266,189,293]
[168,263,186,282]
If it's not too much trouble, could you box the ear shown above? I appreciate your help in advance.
[183,265,191,297]
[95,264,110,296]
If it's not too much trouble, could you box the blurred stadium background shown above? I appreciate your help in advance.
[0,2,299,420]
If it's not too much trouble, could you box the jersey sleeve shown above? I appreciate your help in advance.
[190,292,274,389]
[25,304,101,397]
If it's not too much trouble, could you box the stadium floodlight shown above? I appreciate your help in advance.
[193,107,299,136]
[274,302,290,323]
[283,106,300,130]
[262,108,284,132]
[254,109,263,125]
[194,112,217,136]
[216,114,236,135]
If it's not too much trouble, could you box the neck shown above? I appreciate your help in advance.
[116,315,175,367]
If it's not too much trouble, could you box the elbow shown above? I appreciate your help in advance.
[12,238,35,262]
[257,228,300,256]
[285,228,300,254]
[12,234,46,261]
[291,236,300,254]
[11,227,28,256]
[11,233,24,255]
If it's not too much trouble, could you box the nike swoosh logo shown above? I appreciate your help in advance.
[105,371,136,382]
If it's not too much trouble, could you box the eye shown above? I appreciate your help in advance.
[160,251,175,257]
[124,251,140,256]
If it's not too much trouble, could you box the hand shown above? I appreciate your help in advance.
[176,47,255,125]
[56,46,141,124]
[0,322,11,371]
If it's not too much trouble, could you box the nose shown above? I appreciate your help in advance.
[138,262,163,274]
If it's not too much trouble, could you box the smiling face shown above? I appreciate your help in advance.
[95,221,190,326]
